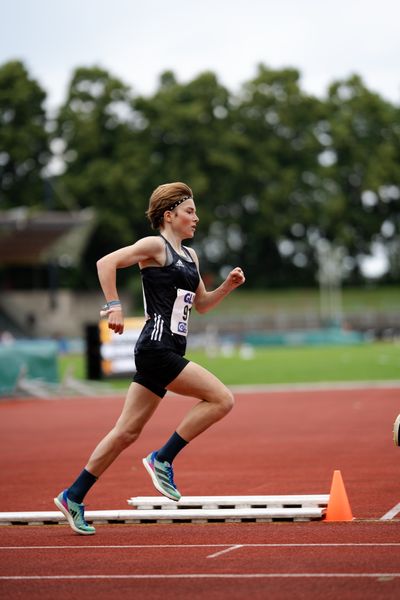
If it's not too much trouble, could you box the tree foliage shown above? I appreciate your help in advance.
[324,76,400,275]
[0,61,50,208]
[1,60,399,288]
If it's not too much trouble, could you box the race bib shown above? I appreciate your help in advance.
[170,288,195,336]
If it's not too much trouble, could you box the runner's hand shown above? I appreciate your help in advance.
[226,267,245,289]
[107,308,124,335]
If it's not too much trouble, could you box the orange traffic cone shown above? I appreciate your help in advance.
[325,470,354,522]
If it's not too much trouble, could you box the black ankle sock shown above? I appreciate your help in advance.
[67,468,98,504]
[156,431,188,464]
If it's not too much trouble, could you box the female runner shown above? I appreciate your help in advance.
[54,181,245,534]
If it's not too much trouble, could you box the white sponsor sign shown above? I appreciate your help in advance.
[99,317,145,377]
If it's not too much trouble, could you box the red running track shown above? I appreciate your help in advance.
[0,385,399,599]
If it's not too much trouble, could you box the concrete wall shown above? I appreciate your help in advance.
[0,291,134,338]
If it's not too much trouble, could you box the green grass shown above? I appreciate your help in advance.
[186,343,400,385]
[59,341,400,389]
[59,353,86,381]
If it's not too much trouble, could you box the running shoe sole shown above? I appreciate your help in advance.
[54,495,95,535]
[142,456,180,501]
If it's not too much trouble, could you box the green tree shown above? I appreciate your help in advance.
[54,64,400,289]
[226,65,325,286]
[55,66,149,287]
[132,70,244,281]
[134,70,239,195]
[0,60,49,208]
[315,75,400,279]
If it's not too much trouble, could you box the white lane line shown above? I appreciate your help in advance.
[0,544,228,550]
[207,545,243,559]
[381,503,400,520]
[1,543,400,550]
[1,573,400,580]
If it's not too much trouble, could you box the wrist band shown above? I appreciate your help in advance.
[106,300,121,308]
[100,300,122,318]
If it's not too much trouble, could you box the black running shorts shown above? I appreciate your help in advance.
[133,348,189,398]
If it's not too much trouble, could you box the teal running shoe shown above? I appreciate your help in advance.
[54,490,96,535]
[142,451,181,501]
[394,414,400,447]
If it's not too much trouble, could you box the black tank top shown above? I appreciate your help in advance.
[135,236,200,355]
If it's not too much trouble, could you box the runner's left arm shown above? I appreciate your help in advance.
[187,249,245,314]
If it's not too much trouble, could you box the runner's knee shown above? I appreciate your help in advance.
[216,387,234,415]
[114,425,142,449]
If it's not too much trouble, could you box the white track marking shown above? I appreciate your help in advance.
[1,543,400,551]
[381,503,400,520]
[230,381,400,393]
[1,573,400,580]
[207,545,243,558]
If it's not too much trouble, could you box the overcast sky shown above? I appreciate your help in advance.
[1,0,400,111]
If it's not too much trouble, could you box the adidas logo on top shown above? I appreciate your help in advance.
[176,259,185,268]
